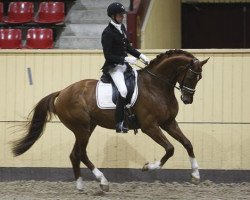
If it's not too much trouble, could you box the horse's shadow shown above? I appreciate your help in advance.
[101,135,147,169]
[99,135,150,182]
[99,135,146,168]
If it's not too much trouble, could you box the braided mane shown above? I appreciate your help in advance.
[147,49,195,68]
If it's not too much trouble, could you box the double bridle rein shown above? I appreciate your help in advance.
[136,58,202,94]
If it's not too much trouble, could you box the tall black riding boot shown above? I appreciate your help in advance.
[115,95,128,133]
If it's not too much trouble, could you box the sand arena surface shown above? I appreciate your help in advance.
[0,180,249,200]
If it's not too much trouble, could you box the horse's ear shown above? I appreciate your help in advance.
[200,57,210,67]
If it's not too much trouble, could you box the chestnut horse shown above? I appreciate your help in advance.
[12,50,209,191]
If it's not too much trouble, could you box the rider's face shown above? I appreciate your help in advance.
[114,13,124,24]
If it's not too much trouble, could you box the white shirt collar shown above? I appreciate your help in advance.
[110,20,122,34]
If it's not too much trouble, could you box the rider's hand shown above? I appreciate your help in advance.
[139,54,150,65]
[125,56,137,65]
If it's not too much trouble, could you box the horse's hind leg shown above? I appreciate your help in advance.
[70,124,109,191]
[70,140,85,190]
[161,120,200,183]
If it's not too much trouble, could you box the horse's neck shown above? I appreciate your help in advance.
[138,55,193,109]
[152,56,191,78]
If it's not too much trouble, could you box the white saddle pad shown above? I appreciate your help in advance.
[96,69,138,109]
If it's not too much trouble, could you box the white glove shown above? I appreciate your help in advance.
[125,56,137,65]
[139,54,150,64]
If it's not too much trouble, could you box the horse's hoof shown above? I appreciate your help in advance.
[76,177,84,191]
[191,176,200,185]
[142,162,149,172]
[100,184,109,192]
[77,188,84,192]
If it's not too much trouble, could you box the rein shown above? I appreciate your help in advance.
[135,59,201,94]
[135,61,181,90]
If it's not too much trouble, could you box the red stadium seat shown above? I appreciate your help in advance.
[3,2,34,24]
[25,28,53,49]
[34,2,65,24]
[0,29,22,49]
[0,2,3,22]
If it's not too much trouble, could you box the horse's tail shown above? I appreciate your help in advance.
[12,91,60,157]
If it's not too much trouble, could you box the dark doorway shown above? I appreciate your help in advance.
[182,3,250,48]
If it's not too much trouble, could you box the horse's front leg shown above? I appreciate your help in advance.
[141,125,174,171]
[161,120,200,183]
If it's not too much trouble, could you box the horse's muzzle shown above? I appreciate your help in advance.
[181,95,193,104]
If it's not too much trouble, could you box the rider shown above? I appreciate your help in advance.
[101,2,150,133]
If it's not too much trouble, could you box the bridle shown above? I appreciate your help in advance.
[178,59,202,95]
[136,58,202,94]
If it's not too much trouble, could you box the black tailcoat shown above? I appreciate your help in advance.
[101,22,141,73]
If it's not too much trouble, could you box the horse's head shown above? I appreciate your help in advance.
[144,50,209,104]
[178,58,209,104]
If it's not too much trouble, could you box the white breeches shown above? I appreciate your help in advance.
[109,64,128,98]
